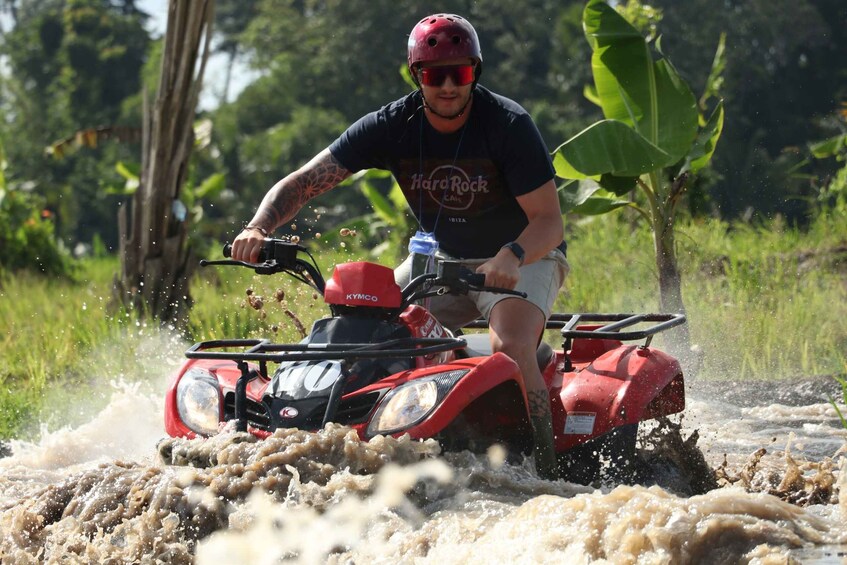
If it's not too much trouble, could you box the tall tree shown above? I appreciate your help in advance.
[650,0,847,221]
[115,0,214,323]
[0,0,149,247]
[212,0,258,105]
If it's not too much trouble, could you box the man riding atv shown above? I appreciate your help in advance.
[231,13,569,479]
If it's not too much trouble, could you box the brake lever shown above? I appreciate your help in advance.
[200,258,281,275]
[200,259,246,267]
[454,267,528,298]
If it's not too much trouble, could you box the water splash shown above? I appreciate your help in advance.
[0,378,845,563]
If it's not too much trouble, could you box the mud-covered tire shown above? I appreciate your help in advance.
[556,423,639,485]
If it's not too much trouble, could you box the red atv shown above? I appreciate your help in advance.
[164,238,686,483]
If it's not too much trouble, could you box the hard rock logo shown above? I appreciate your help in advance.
[409,165,489,211]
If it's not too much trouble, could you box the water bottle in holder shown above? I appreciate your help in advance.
[409,231,439,278]
[408,231,439,309]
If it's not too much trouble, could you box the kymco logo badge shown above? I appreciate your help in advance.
[279,407,299,419]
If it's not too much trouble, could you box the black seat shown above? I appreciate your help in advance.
[460,333,554,371]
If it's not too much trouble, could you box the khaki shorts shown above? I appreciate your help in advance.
[395,247,570,331]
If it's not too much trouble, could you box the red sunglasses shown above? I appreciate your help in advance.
[417,64,476,87]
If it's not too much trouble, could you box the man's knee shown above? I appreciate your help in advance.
[489,301,545,350]
[490,331,538,363]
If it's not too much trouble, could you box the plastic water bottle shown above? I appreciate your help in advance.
[408,230,439,281]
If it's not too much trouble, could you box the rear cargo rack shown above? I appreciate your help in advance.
[547,313,686,341]
[464,313,685,372]
[464,313,685,342]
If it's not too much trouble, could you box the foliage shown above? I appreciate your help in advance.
[828,373,847,430]
[0,187,74,276]
[0,0,150,249]
[210,0,260,105]
[0,244,366,437]
[554,0,724,209]
[647,0,847,221]
[552,0,724,339]
[336,169,414,260]
[105,119,229,237]
[1,0,846,254]
[0,140,73,276]
[562,212,847,380]
[806,108,847,213]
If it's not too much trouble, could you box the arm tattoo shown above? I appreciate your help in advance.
[253,149,351,229]
[527,389,552,420]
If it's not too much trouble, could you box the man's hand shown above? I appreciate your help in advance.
[231,227,266,263]
[475,247,521,289]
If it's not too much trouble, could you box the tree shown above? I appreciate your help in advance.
[650,0,847,221]
[0,0,149,248]
[212,0,259,105]
[553,0,725,365]
[115,0,214,324]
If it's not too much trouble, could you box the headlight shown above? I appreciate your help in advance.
[367,369,467,436]
[176,367,221,436]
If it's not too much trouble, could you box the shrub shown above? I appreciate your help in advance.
[0,189,74,277]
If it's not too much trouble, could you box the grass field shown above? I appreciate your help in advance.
[1,211,845,438]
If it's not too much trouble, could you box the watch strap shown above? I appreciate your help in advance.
[502,241,525,266]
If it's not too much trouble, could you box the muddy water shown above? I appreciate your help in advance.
[0,375,845,564]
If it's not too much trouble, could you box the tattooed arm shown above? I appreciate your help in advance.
[232,148,352,263]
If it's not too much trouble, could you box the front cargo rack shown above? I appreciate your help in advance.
[184,336,467,433]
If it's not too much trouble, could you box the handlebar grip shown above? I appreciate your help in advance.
[223,244,232,258]
[465,272,486,287]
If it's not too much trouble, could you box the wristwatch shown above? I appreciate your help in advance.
[502,241,525,266]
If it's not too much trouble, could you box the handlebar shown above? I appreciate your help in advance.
[202,239,525,308]
[400,260,526,308]
[201,239,326,294]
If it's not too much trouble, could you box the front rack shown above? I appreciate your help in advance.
[186,336,467,364]
[185,336,468,433]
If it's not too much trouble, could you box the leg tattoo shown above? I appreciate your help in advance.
[528,389,558,479]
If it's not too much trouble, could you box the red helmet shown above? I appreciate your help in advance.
[407,14,482,82]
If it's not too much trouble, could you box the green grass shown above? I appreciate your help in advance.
[0,214,845,438]
[564,212,847,379]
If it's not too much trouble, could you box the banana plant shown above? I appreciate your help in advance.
[554,0,725,359]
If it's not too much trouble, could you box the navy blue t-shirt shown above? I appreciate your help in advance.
[328,86,557,258]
